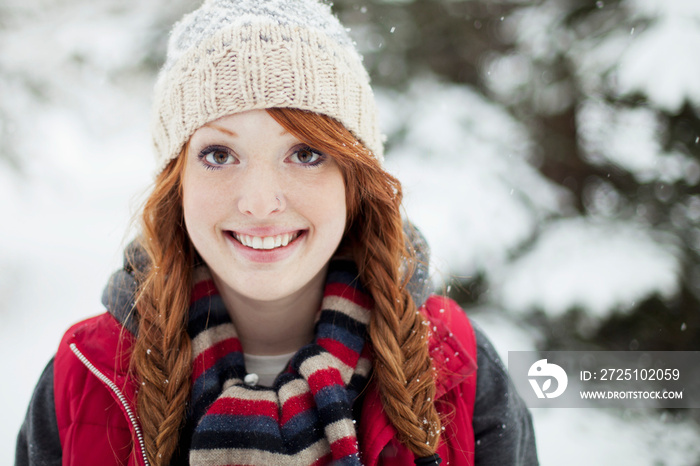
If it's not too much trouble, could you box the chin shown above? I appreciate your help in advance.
[219,269,321,304]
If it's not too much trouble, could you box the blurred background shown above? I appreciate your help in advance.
[2,0,699,464]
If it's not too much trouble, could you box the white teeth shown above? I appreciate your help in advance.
[233,232,299,250]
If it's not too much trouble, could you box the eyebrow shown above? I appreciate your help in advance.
[202,124,290,138]
[204,123,238,137]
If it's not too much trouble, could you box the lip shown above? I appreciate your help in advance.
[224,229,306,263]
[231,226,302,237]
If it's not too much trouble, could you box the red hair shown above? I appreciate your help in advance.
[129,108,440,464]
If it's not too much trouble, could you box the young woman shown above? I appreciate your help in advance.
[16,1,538,465]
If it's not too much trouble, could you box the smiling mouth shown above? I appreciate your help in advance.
[229,231,303,250]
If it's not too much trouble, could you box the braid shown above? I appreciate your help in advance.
[269,108,443,457]
[130,152,194,465]
[350,171,441,456]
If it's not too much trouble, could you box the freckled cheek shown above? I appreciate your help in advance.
[330,189,348,231]
[182,176,230,238]
[286,177,345,232]
[309,177,347,233]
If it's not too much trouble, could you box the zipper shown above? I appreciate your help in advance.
[69,343,151,466]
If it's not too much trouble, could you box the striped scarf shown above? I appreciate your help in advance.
[186,259,372,465]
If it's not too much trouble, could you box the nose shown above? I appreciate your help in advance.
[236,166,285,218]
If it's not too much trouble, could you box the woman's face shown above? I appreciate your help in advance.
[182,109,347,304]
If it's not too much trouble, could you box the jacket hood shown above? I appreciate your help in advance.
[102,222,433,335]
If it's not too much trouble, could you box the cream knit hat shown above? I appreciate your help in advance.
[151,0,383,172]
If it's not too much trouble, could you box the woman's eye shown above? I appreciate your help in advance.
[200,146,236,166]
[290,147,324,165]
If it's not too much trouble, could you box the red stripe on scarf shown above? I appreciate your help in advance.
[323,283,373,309]
[331,436,360,458]
[280,392,315,425]
[192,338,243,381]
[306,367,343,394]
[206,398,280,419]
[317,338,359,368]
[191,279,218,303]
[310,453,333,466]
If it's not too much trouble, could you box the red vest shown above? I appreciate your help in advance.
[54,295,477,465]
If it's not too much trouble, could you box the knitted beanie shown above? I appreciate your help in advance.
[151,0,383,172]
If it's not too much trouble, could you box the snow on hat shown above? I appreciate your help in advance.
[151,0,383,172]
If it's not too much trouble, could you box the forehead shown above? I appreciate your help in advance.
[191,110,298,149]
[193,110,292,140]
